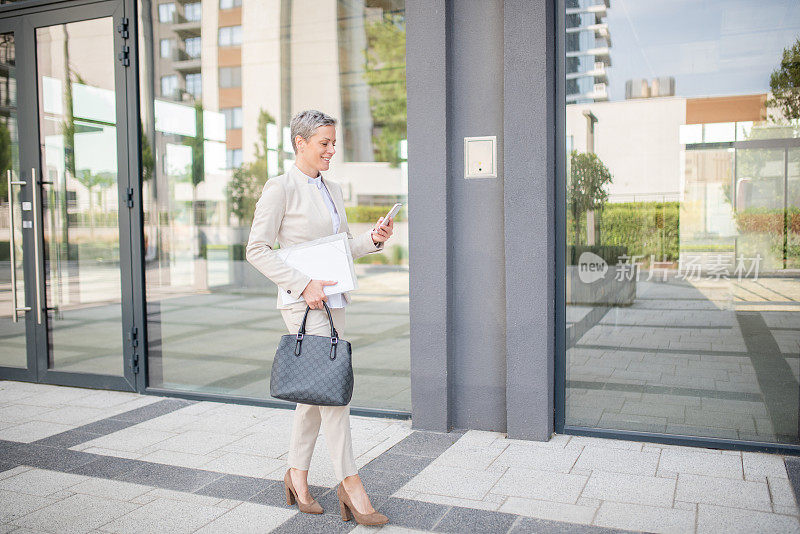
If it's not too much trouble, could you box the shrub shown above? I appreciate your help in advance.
[568,201,681,263]
[345,205,406,223]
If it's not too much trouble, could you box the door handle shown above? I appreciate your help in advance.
[6,170,30,322]
[31,168,43,324]
[41,178,60,316]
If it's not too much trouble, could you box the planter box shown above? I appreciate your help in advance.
[566,264,637,306]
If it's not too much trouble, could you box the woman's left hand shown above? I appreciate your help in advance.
[371,217,394,244]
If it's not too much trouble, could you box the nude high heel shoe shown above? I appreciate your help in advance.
[284,469,323,514]
[337,483,388,525]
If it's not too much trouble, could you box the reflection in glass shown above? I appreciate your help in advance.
[0,32,25,368]
[790,149,800,270]
[564,0,800,444]
[139,0,409,410]
[36,19,124,376]
[736,148,786,271]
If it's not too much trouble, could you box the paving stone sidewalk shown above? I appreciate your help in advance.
[1,381,799,533]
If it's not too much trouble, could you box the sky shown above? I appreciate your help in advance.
[604,0,800,101]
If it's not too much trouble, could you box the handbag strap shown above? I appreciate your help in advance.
[294,301,340,360]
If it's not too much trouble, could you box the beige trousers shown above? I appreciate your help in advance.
[279,305,357,483]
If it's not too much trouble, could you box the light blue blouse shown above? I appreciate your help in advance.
[301,168,345,308]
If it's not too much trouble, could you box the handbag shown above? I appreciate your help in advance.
[269,302,354,406]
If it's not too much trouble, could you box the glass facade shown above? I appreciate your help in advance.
[563,0,800,444]
[137,0,409,410]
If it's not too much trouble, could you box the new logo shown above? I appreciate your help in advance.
[578,252,607,284]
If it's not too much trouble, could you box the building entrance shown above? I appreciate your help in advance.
[0,0,140,391]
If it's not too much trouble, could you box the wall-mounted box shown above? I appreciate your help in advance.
[464,136,497,178]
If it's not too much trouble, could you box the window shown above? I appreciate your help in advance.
[222,107,242,129]
[226,148,242,169]
[159,39,172,59]
[158,3,175,23]
[140,0,410,414]
[160,74,177,97]
[184,2,201,22]
[561,0,800,447]
[184,37,201,58]
[185,73,201,98]
[218,66,241,88]
[218,25,242,47]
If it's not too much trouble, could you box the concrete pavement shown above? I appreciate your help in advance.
[0,381,798,533]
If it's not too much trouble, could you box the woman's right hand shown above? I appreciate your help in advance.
[301,280,338,310]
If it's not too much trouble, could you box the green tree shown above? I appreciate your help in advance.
[253,108,276,165]
[768,38,800,123]
[764,39,800,268]
[364,12,406,166]
[226,109,275,225]
[178,101,206,230]
[568,150,613,246]
[74,169,115,237]
[61,35,77,180]
[185,101,205,189]
[0,120,11,202]
[228,161,266,225]
[140,122,155,183]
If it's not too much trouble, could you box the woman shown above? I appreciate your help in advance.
[245,110,394,526]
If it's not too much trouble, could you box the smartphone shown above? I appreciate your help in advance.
[380,203,403,226]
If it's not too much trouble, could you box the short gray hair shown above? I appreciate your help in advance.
[290,110,337,153]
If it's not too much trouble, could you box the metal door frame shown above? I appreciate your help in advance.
[0,15,36,383]
[0,0,140,392]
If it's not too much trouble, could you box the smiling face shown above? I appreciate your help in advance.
[295,124,336,176]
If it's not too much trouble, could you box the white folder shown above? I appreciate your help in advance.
[276,233,358,306]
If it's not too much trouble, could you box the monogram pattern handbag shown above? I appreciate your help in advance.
[270,302,354,406]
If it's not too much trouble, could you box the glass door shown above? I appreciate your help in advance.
[0,0,138,391]
[0,18,33,381]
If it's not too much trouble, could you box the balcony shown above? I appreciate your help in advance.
[566,46,610,62]
[169,12,201,38]
[587,3,608,15]
[587,46,610,59]
[565,23,612,48]
[588,23,610,43]
[566,82,608,103]
[589,82,608,100]
[566,63,607,83]
[172,49,201,73]
[178,87,201,103]
[566,1,608,18]
[587,61,607,82]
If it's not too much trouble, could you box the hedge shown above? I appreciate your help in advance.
[568,201,681,263]
[345,205,407,223]
[734,207,800,235]
[734,207,800,268]
[568,202,800,267]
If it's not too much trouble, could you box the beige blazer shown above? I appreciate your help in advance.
[245,165,383,309]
